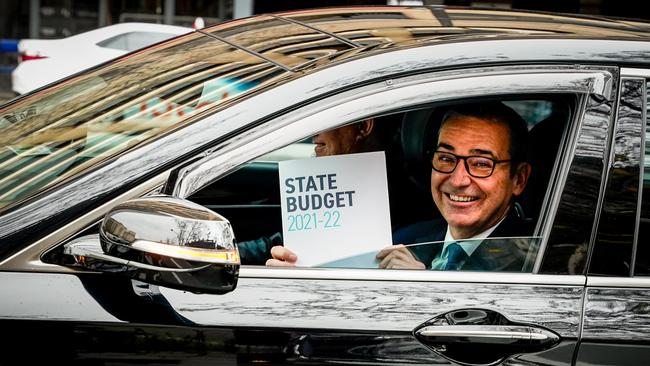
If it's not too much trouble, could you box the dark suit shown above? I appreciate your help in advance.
[392,209,534,271]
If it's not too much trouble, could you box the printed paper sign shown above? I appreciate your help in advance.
[279,151,392,266]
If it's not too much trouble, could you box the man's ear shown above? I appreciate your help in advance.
[357,118,375,139]
[512,162,532,196]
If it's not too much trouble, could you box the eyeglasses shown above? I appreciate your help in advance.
[430,151,511,178]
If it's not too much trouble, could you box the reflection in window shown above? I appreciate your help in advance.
[635,81,650,276]
[319,237,541,271]
[96,31,182,51]
[0,33,288,210]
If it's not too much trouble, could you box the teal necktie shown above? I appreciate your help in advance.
[444,243,468,270]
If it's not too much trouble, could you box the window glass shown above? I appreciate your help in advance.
[189,97,571,272]
[591,78,643,276]
[321,237,541,270]
[0,33,289,210]
[635,80,650,276]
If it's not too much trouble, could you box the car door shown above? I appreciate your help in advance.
[157,65,615,365]
[0,64,615,364]
[575,69,650,365]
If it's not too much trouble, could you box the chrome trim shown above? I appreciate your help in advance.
[0,172,168,272]
[239,267,586,285]
[587,276,650,288]
[174,67,612,198]
[417,325,555,341]
[621,68,650,78]
[196,29,293,72]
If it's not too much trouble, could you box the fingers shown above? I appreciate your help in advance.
[376,245,425,269]
[376,244,405,259]
[265,258,297,267]
[266,246,298,267]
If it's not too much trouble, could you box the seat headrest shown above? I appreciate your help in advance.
[401,108,439,166]
[400,108,442,193]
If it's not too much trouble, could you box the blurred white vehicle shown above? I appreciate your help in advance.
[11,22,192,95]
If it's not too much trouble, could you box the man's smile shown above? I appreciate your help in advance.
[447,193,479,203]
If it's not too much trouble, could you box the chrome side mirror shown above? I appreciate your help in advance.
[64,195,239,294]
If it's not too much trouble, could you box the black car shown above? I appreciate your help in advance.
[1,6,649,365]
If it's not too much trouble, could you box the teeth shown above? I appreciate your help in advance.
[449,194,476,202]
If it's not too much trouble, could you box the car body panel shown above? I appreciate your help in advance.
[0,270,582,364]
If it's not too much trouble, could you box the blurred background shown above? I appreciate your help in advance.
[0,0,645,103]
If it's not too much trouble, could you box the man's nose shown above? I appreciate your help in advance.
[448,160,472,186]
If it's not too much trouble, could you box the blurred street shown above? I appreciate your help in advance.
[0,73,13,104]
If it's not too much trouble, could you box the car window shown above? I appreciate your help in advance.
[188,96,572,272]
[0,33,288,211]
[97,31,181,51]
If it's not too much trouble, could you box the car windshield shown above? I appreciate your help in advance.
[0,31,286,211]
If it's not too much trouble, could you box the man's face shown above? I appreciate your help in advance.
[431,115,528,239]
[312,125,360,157]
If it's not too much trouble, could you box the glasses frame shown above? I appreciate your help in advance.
[430,150,511,178]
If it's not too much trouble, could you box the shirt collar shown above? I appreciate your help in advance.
[443,215,507,256]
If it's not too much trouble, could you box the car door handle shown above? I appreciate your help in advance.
[416,324,559,346]
[413,309,562,365]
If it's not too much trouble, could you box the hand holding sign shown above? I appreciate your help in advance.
[279,151,393,266]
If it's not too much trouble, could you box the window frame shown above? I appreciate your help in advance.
[170,64,614,277]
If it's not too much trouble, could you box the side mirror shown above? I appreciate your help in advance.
[63,195,239,294]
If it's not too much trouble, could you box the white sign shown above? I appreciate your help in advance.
[279,151,393,266]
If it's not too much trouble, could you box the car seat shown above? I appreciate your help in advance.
[398,107,444,225]
[520,107,569,222]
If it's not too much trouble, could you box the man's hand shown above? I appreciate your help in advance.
[266,246,298,267]
[376,244,425,269]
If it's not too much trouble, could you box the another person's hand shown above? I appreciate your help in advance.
[266,246,298,267]
[376,244,425,269]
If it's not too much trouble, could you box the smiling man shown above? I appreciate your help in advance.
[377,102,532,270]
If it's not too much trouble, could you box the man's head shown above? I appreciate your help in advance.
[430,102,531,239]
[312,117,395,157]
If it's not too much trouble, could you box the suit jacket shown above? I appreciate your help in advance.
[392,209,534,271]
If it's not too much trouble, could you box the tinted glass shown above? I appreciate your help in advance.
[205,16,353,69]
[0,33,287,210]
[319,237,541,270]
[591,78,643,276]
[635,80,650,276]
[541,94,608,275]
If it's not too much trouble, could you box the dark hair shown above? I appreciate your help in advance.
[439,101,529,176]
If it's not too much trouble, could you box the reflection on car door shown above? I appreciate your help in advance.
[576,71,650,366]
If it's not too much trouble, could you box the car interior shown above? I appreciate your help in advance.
[188,95,573,269]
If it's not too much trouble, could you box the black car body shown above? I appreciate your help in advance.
[1,6,650,365]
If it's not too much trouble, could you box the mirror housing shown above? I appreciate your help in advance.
[64,195,239,294]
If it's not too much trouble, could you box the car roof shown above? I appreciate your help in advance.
[198,6,650,73]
